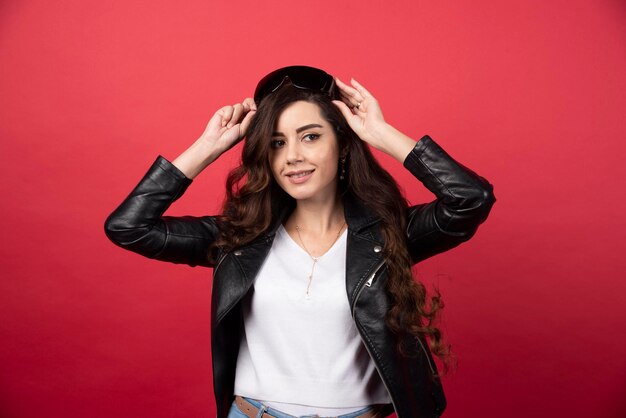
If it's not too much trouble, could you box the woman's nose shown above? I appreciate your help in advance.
[285,140,303,164]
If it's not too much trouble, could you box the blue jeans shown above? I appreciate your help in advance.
[227,396,378,418]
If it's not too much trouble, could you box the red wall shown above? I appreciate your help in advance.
[1,1,624,417]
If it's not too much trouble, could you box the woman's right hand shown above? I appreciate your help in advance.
[198,97,257,155]
[172,98,256,179]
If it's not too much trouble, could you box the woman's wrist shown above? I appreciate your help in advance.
[374,123,418,164]
[171,137,223,179]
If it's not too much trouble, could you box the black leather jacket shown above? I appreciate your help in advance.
[105,135,495,418]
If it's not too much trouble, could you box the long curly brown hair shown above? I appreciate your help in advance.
[212,84,452,369]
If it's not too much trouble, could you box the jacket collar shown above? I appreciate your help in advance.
[343,191,382,232]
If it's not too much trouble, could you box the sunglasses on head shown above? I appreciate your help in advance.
[253,65,337,105]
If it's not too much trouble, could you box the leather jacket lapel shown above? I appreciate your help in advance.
[343,193,385,309]
[212,200,295,325]
[211,237,272,325]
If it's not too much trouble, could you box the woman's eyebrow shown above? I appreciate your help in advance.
[273,123,324,136]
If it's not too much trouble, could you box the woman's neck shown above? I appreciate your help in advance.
[286,197,345,235]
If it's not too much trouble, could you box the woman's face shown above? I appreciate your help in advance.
[269,100,341,204]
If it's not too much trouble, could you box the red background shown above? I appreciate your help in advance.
[1,1,625,417]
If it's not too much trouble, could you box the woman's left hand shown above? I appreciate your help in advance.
[333,77,388,151]
[333,77,417,163]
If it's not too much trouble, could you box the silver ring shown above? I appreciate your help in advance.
[355,102,361,109]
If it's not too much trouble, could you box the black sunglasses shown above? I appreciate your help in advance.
[253,65,337,105]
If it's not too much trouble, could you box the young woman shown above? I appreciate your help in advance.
[105,66,496,418]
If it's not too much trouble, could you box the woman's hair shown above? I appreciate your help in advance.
[212,84,452,369]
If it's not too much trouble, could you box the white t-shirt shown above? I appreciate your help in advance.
[233,225,391,416]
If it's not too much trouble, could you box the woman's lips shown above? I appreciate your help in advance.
[286,169,314,184]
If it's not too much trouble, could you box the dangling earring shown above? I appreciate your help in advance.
[339,157,346,180]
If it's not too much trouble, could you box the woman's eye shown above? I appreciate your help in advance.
[302,133,320,142]
[270,139,285,149]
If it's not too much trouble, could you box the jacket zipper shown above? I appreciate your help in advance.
[354,260,385,301]
[355,261,438,378]
[352,260,439,383]
[351,260,400,415]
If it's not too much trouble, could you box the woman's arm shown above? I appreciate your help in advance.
[333,78,496,263]
[401,134,495,263]
[104,98,257,267]
[104,156,219,267]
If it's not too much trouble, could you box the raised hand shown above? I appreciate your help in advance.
[332,78,416,163]
[172,98,256,179]
[332,78,388,149]
[198,97,257,156]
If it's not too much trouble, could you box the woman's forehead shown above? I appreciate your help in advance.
[275,101,329,131]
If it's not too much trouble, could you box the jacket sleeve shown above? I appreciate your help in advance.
[104,156,219,268]
[403,135,496,264]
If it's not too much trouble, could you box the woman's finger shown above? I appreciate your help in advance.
[338,93,365,112]
[337,87,359,104]
[239,109,256,136]
[229,103,244,128]
[335,77,362,101]
[350,78,374,100]
[219,106,234,127]
[338,88,358,101]
[332,100,361,130]
[336,78,367,110]
[242,97,257,111]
